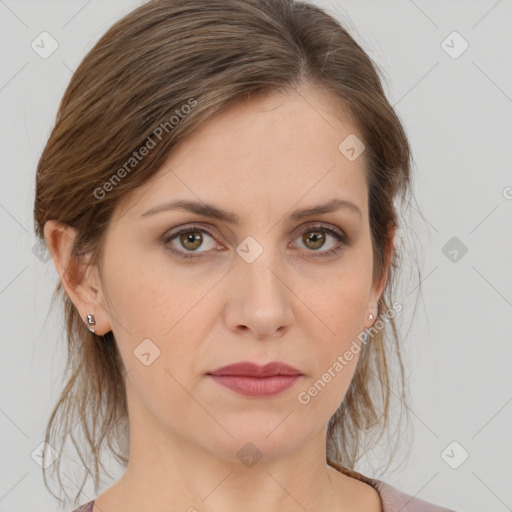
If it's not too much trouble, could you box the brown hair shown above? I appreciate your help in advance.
[34,0,420,505]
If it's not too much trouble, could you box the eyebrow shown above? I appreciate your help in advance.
[139,197,362,223]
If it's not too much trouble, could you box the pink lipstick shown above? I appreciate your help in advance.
[208,361,303,397]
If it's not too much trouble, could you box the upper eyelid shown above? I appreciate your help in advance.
[163,221,345,240]
[171,219,345,231]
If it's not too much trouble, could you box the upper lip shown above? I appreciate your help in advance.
[208,361,303,377]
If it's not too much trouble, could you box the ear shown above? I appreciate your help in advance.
[43,219,111,336]
[366,225,395,328]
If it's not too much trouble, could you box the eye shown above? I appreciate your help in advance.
[162,223,350,260]
[291,224,349,258]
[163,224,221,259]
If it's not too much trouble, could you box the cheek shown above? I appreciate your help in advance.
[293,234,373,325]
[102,252,212,376]
[294,259,372,399]
[296,286,366,416]
[101,242,181,334]
[300,267,372,343]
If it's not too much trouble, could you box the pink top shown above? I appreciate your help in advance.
[68,477,456,511]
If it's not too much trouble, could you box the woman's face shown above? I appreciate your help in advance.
[93,85,386,462]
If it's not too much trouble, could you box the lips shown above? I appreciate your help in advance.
[207,361,303,397]
[208,361,302,377]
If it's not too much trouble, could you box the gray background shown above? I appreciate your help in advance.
[1,1,511,511]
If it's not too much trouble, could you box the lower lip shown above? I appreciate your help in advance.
[208,374,302,397]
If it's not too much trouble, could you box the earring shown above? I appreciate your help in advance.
[86,313,96,333]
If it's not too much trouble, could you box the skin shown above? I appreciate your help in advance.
[45,83,392,512]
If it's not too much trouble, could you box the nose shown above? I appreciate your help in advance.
[222,248,295,340]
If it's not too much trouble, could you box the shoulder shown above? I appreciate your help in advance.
[69,500,94,512]
[327,462,456,512]
[369,478,457,512]
[66,479,458,512]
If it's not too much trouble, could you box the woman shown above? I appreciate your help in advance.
[34,0,456,511]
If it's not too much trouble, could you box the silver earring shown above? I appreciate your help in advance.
[86,313,96,333]
[368,313,374,321]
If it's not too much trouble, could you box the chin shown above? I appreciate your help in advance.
[198,420,313,465]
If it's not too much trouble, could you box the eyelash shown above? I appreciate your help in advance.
[162,223,350,260]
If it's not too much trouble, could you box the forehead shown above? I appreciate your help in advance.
[170,85,360,161]
[115,85,368,223]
